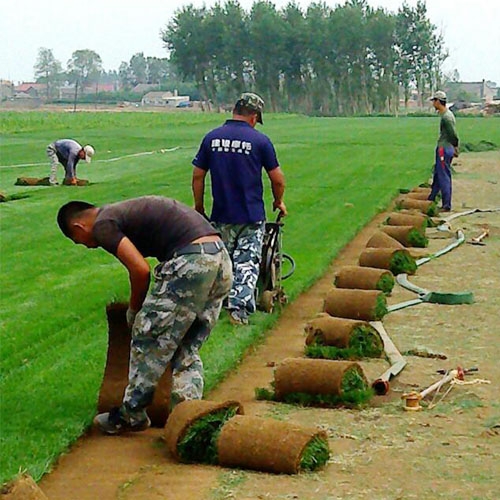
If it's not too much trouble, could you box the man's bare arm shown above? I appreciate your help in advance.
[192,166,208,216]
[115,237,151,312]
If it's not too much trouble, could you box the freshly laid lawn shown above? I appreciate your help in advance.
[0,111,498,484]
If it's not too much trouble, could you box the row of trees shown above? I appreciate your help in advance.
[33,49,186,102]
[163,0,446,115]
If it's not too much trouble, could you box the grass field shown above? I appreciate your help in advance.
[1,111,498,484]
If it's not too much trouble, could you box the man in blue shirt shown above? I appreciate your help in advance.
[192,92,287,325]
[47,139,95,185]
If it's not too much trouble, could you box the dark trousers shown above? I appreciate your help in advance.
[429,145,454,210]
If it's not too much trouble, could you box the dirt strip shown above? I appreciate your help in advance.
[40,152,500,500]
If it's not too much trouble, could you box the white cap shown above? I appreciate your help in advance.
[83,145,95,163]
[429,90,447,102]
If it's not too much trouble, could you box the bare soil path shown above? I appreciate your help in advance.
[39,152,500,500]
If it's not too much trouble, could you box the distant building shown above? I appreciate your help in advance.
[132,83,159,94]
[14,82,47,97]
[445,79,498,103]
[141,90,189,107]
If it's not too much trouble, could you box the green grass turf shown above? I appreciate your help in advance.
[1,111,499,484]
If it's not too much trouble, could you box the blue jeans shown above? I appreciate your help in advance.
[429,145,454,210]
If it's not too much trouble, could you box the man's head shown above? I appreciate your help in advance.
[233,92,265,126]
[79,145,95,163]
[429,90,447,109]
[57,200,99,247]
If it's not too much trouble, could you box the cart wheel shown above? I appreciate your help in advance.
[260,290,275,313]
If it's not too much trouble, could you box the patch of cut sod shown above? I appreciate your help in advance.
[177,406,239,464]
[256,364,373,407]
[306,324,384,360]
[376,272,395,294]
[299,435,331,472]
[389,250,417,275]
[407,228,429,247]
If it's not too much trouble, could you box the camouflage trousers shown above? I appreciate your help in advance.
[122,247,232,422]
[214,222,265,316]
[46,143,60,185]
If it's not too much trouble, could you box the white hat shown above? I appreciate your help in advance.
[429,90,447,102]
[83,145,95,163]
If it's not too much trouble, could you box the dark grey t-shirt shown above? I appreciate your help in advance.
[92,196,218,261]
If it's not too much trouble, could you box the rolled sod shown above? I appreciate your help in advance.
[164,399,244,464]
[411,186,432,195]
[97,303,172,427]
[270,358,372,406]
[366,231,404,249]
[323,288,388,321]
[0,474,48,500]
[381,225,429,248]
[304,316,383,360]
[335,265,395,294]
[217,415,330,474]
[405,191,431,200]
[359,248,417,275]
[396,197,438,216]
[384,212,428,229]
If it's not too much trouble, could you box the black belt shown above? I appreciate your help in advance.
[173,241,223,257]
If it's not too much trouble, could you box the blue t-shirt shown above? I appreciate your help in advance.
[193,120,279,224]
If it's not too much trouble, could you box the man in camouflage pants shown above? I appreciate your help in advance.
[192,92,287,325]
[57,196,232,434]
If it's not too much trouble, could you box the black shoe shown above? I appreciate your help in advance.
[93,406,151,435]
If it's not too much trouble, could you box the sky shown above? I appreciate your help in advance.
[1,0,499,85]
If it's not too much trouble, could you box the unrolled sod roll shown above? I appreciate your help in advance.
[334,265,395,293]
[359,248,417,275]
[97,303,172,427]
[273,358,367,399]
[323,288,387,320]
[164,399,244,462]
[217,415,329,474]
[384,211,427,229]
[381,225,428,248]
[15,177,52,186]
[366,231,405,249]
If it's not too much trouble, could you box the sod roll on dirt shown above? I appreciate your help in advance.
[366,231,405,249]
[335,265,395,293]
[384,211,428,229]
[217,415,330,474]
[381,225,428,248]
[304,315,383,359]
[164,399,244,464]
[405,191,431,200]
[396,197,438,216]
[323,288,388,321]
[359,248,417,275]
[272,358,371,406]
[0,474,48,500]
[97,302,172,427]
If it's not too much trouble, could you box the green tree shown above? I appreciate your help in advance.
[129,52,148,85]
[248,1,287,110]
[33,47,62,100]
[280,2,308,112]
[162,5,213,109]
[67,49,103,109]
